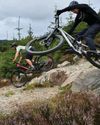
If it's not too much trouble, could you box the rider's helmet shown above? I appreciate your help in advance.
[69,1,79,7]
[11,42,17,48]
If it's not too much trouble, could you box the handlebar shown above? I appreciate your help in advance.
[47,14,60,30]
[54,14,60,28]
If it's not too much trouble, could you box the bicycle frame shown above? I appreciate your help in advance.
[14,56,42,73]
[46,15,83,55]
[14,55,54,73]
[25,14,100,69]
[16,63,28,71]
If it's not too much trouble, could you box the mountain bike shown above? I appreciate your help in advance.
[10,55,54,88]
[25,14,100,69]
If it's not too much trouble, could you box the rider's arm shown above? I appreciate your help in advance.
[68,15,81,34]
[13,51,19,62]
[18,53,23,63]
[57,4,88,15]
[13,46,21,62]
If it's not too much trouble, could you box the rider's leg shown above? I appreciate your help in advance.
[25,52,35,69]
[84,37,96,51]
[76,28,88,41]
[83,24,100,51]
[25,59,34,68]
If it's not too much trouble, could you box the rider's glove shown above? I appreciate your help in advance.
[56,10,62,15]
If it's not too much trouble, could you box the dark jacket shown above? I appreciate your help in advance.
[59,4,100,34]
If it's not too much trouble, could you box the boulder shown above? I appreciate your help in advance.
[29,68,68,86]
[70,69,100,95]
[29,59,100,95]
[57,61,70,68]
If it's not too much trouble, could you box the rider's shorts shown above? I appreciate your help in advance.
[25,47,34,60]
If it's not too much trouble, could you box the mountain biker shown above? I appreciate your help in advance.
[56,1,100,51]
[11,42,35,70]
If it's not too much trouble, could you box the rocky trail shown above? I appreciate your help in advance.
[0,58,100,115]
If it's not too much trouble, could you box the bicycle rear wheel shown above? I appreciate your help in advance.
[83,43,100,68]
[36,55,54,71]
[86,51,100,68]
[25,34,64,55]
[10,70,28,88]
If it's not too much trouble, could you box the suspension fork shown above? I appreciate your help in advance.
[44,29,58,47]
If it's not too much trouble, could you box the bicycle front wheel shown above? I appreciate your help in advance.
[25,34,64,55]
[10,70,28,88]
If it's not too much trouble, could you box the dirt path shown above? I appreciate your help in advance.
[0,85,59,115]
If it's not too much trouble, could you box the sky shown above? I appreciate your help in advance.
[0,0,99,40]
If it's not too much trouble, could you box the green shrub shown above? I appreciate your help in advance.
[4,91,15,97]
[0,92,99,125]
[0,37,32,78]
